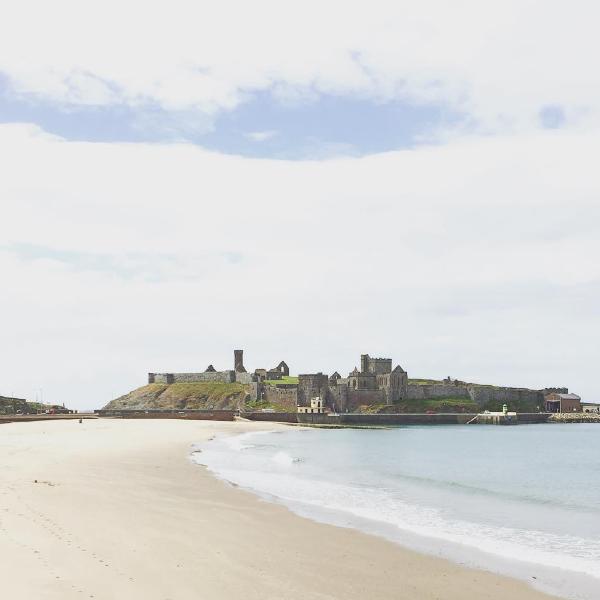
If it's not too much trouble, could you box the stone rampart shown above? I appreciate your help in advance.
[406,382,546,409]
[406,383,470,400]
[263,385,298,410]
[150,371,236,384]
[345,389,386,411]
[297,373,329,406]
[468,385,543,408]
[326,385,348,412]
[235,372,254,384]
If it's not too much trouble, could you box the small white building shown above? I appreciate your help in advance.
[297,397,326,414]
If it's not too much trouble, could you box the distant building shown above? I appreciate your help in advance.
[582,402,600,413]
[544,393,582,413]
[0,395,28,415]
[297,397,326,414]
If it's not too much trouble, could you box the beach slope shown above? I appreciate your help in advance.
[0,419,558,600]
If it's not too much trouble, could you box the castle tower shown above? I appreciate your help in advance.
[234,349,246,373]
[360,354,369,373]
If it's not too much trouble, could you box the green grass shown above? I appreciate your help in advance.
[407,378,444,385]
[104,382,251,411]
[263,376,299,386]
[422,398,478,407]
[357,397,479,414]
[243,398,294,412]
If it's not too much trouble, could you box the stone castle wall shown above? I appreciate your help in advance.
[407,383,470,400]
[346,389,386,411]
[234,372,254,384]
[263,385,298,410]
[297,373,329,406]
[406,382,546,408]
[468,386,543,407]
[150,371,236,384]
[326,385,348,412]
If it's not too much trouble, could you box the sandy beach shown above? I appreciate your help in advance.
[0,418,559,600]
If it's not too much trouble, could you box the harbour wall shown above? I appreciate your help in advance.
[96,409,237,421]
[245,412,552,425]
[92,410,553,425]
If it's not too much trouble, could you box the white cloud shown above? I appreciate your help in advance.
[245,130,278,142]
[2,1,600,131]
[1,123,599,408]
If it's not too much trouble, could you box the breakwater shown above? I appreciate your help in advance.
[549,412,600,423]
[0,414,97,424]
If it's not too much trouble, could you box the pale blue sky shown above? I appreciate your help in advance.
[0,76,462,158]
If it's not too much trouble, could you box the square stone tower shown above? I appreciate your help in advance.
[234,349,246,373]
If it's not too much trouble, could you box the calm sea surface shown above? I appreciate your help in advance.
[195,424,600,599]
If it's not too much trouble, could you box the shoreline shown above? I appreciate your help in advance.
[202,427,600,600]
[0,418,560,600]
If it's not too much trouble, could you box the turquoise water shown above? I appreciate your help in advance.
[196,425,600,599]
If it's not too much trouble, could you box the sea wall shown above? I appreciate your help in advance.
[96,409,236,421]
[93,410,553,425]
[295,413,478,425]
[549,413,600,423]
[243,412,298,422]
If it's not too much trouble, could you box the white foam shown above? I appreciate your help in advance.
[271,451,300,467]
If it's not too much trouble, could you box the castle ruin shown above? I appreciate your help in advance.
[146,349,573,413]
[148,349,254,385]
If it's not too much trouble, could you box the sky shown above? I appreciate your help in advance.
[1,0,599,409]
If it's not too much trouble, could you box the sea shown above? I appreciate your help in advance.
[193,424,600,599]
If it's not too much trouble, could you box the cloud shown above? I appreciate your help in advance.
[1,122,599,408]
[245,130,278,142]
[2,1,600,133]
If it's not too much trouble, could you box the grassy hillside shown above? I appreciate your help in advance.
[103,382,251,411]
[356,398,480,414]
[0,397,26,414]
[0,397,60,415]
